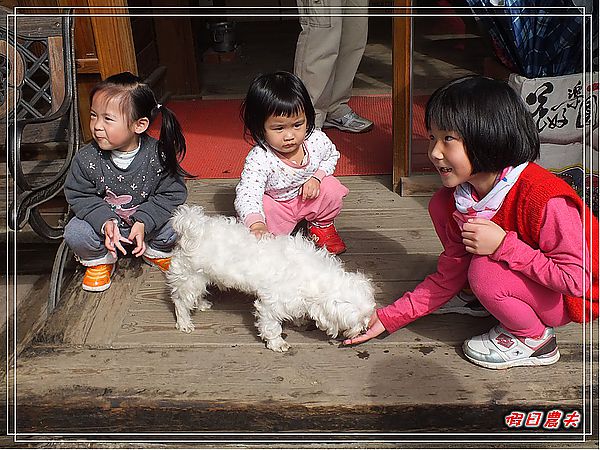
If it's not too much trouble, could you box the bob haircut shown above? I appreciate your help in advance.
[241,71,315,150]
[425,76,540,174]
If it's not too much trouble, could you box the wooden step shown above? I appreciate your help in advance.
[7,176,596,438]
[10,341,593,433]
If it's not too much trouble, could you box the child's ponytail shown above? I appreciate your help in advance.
[155,104,193,178]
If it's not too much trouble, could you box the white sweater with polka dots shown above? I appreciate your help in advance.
[234,129,340,227]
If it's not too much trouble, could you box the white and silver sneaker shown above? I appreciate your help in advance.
[432,290,491,317]
[323,111,374,133]
[462,325,560,370]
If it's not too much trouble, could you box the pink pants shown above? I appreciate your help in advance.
[263,176,349,235]
[432,199,571,339]
[468,256,571,338]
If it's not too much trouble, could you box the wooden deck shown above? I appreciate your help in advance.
[7,176,596,443]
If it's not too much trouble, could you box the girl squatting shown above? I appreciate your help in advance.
[64,72,190,292]
[345,76,598,370]
[235,71,349,255]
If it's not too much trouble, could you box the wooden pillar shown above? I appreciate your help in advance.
[392,0,411,193]
[64,0,137,141]
[151,0,200,96]
[88,0,137,79]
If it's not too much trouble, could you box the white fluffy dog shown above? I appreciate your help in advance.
[166,204,375,352]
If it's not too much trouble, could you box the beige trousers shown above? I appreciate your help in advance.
[294,0,369,127]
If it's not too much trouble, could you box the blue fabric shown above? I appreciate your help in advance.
[466,0,585,77]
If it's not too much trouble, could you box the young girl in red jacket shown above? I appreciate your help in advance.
[344,75,598,369]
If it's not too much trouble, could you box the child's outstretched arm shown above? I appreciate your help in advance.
[345,189,474,344]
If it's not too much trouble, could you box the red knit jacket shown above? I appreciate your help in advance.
[486,163,598,322]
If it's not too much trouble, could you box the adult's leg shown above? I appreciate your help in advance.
[294,0,343,127]
[326,0,369,120]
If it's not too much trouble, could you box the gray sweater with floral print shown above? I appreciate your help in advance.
[64,134,187,235]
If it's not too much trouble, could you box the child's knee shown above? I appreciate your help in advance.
[318,176,349,200]
[64,217,104,252]
[467,255,503,303]
[147,222,178,250]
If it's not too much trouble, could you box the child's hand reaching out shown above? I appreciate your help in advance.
[128,221,147,257]
[461,218,507,255]
[342,312,386,345]
[301,177,321,200]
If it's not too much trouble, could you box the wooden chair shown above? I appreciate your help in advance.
[1,7,79,311]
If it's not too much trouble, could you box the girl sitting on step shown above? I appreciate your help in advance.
[235,71,349,255]
[64,72,191,292]
[344,75,598,369]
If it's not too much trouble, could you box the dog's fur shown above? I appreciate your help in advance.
[166,205,375,352]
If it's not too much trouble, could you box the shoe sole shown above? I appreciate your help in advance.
[322,122,374,133]
[313,245,346,256]
[81,264,115,292]
[82,280,112,292]
[463,344,561,370]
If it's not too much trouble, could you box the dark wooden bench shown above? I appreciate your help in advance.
[1,7,79,311]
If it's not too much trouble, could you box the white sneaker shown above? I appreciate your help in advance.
[323,111,374,133]
[432,290,490,317]
[463,325,560,370]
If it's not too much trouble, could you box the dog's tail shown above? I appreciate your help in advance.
[170,204,207,240]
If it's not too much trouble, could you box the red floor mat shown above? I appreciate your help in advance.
[149,96,394,179]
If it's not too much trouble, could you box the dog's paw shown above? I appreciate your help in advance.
[266,337,291,352]
[176,321,195,333]
[196,299,213,311]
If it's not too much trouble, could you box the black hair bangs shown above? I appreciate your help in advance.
[425,92,465,137]
[425,76,540,174]
[264,87,306,119]
[242,71,316,149]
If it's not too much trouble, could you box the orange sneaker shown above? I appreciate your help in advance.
[143,255,171,271]
[307,222,346,255]
[82,263,115,292]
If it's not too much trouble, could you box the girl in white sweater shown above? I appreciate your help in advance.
[235,71,349,254]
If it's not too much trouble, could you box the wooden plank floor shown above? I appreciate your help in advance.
[9,176,596,441]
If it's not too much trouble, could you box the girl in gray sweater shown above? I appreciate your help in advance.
[64,72,190,292]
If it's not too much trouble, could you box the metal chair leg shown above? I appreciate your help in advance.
[48,240,73,313]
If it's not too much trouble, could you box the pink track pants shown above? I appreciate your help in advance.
[430,190,571,338]
[263,176,349,236]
